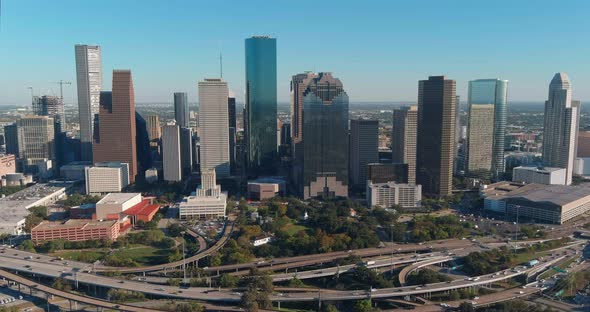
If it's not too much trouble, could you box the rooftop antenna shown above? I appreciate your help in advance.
[219,52,223,78]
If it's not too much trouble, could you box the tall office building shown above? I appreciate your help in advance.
[291,72,318,158]
[299,73,349,199]
[392,106,418,184]
[174,92,189,128]
[16,116,55,162]
[228,96,236,174]
[349,119,379,189]
[453,95,462,174]
[93,70,138,183]
[416,76,456,197]
[4,124,19,157]
[198,78,230,178]
[32,96,65,121]
[542,73,580,185]
[466,79,508,179]
[180,127,193,177]
[135,113,152,173]
[75,44,102,161]
[146,114,161,148]
[162,124,182,182]
[245,36,277,174]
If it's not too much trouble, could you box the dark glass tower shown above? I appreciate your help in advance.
[228,96,236,174]
[300,73,349,199]
[416,76,456,197]
[174,92,189,128]
[245,36,277,175]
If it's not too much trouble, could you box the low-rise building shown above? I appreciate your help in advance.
[85,162,130,195]
[1,173,33,187]
[480,181,526,213]
[31,219,120,243]
[512,166,566,185]
[145,168,158,184]
[247,177,286,201]
[0,154,16,177]
[366,181,421,209]
[179,169,226,220]
[482,181,590,224]
[95,193,142,220]
[60,161,92,181]
[0,182,71,235]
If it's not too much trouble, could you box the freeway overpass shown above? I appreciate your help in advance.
[398,256,455,286]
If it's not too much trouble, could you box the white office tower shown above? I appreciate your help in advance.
[198,78,230,178]
[366,181,422,209]
[179,169,227,220]
[162,123,182,182]
[542,73,580,185]
[75,44,102,161]
[85,162,130,195]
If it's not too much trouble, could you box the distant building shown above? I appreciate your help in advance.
[179,169,227,220]
[366,181,422,209]
[75,44,102,161]
[349,119,379,189]
[392,106,417,184]
[174,92,189,128]
[577,131,590,157]
[85,162,130,195]
[145,168,158,183]
[542,73,580,185]
[32,96,65,123]
[4,124,19,157]
[416,76,456,196]
[0,154,16,177]
[93,70,138,183]
[16,116,55,165]
[162,124,182,182]
[367,163,408,184]
[198,78,230,178]
[32,219,120,243]
[247,177,286,201]
[228,96,237,174]
[180,127,193,177]
[512,166,566,185]
[147,114,161,151]
[1,173,32,187]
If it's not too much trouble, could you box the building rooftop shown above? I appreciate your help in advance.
[97,193,141,205]
[123,199,160,217]
[514,166,565,173]
[248,177,286,184]
[32,219,117,231]
[480,181,526,199]
[505,184,590,208]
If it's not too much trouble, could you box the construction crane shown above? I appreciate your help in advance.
[53,80,72,101]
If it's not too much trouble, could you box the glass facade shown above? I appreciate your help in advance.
[302,73,349,199]
[467,79,508,180]
[245,36,277,174]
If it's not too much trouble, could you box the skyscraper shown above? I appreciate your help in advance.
[174,92,189,128]
[180,127,193,177]
[291,72,318,157]
[16,116,55,162]
[300,73,349,199]
[466,79,508,179]
[349,119,379,189]
[4,124,19,157]
[93,70,138,183]
[162,124,182,182]
[542,73,580,185]
[32,96,65,121]
[135,112,152,173]
[392,106,418,184]
[416,76,456,197]
[228,96,236,174]
[75,44,102,161]
[146,114,161,149]
[245,36,277,174]
[198,78,230,178]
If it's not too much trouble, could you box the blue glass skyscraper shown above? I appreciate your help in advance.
[245,36,277,174]
[466,79,508,180]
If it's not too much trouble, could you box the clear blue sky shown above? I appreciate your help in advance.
[1,0,589,106]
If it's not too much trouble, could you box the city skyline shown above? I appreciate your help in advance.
[1,1,590,106]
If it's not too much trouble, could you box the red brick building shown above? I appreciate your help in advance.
[31,219,120,243]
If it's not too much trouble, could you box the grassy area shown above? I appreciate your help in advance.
[281,224,308,236]
[51,249,107,262]
[110,246,172,266]
[50,245,174,266]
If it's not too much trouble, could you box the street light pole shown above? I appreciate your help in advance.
[390,224,394,274]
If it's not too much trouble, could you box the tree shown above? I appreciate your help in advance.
[458,302,475,312]
[167,223,184,237]
[19,240,36,253]
[219,273,239,288]
[354,299,378,312]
